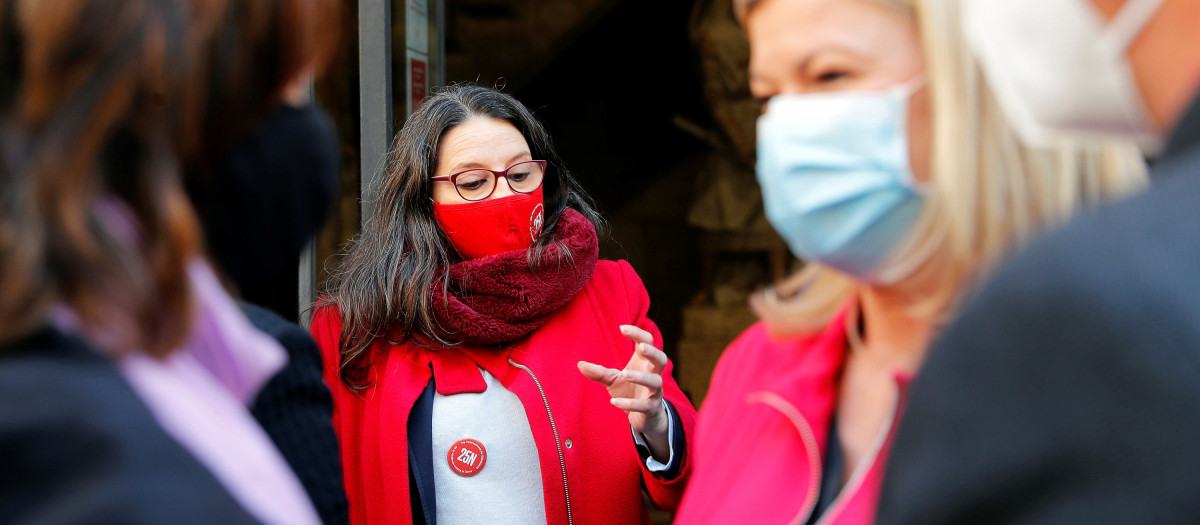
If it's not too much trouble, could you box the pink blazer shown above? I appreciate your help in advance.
[675,308,909,525]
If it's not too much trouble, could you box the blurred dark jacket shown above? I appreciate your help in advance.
[186,101,347,524]
[246,303,349,525]
[189,103,339,311]
[877,94,1200,522]
[0,328,260,524]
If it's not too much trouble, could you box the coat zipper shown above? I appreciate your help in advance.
[812,397,899,525]
[510,358,573,525]
[746,391,823,525]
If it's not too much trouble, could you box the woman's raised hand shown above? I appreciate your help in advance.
[577,324,671,462]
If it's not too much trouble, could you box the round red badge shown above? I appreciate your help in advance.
[448,438,487,477]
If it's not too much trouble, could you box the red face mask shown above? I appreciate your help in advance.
[433,187,545,259]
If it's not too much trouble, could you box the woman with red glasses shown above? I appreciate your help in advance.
[311,84,696,525]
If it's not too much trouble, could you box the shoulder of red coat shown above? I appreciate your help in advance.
[588,259,648,299]
[594,259,644,286]
[592,258,623,275]
[310,300,343,332]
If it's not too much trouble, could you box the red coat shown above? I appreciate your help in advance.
[312,260,696,525]
[675,307,909,525]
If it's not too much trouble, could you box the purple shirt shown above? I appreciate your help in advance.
[55,260,321,525]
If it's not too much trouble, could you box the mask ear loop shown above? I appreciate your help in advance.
[894,75,928,99]
[865,72,937,285]
[1099,0,1167,53]
[893,75,930,194]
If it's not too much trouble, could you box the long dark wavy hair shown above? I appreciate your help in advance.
[324,84,604,388]
[0,0,201,357]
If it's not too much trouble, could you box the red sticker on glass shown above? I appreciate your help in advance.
[448,438,487,477]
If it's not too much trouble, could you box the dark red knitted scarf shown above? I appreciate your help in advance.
[430,208,598,346]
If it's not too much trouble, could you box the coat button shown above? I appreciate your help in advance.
[565,439,573,449]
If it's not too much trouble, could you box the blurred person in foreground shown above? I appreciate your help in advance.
[312,84,696,524]
[0,1,319,523]
[877,0,1200,522]
[673,0,1148,523]
[180,2,348,523]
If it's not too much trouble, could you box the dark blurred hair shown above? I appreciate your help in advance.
[324,84,605,388]
[180,0,341,177]
[0,0,201,357]
[179,0,341,297]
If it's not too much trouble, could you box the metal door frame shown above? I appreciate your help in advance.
[299,0,446,324]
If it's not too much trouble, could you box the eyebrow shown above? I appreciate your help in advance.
[749,44,865,87]
[449,151,532,174]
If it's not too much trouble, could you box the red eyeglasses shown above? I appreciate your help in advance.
[431,160,547,202]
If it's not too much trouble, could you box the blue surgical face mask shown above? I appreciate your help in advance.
[756,79,927,284]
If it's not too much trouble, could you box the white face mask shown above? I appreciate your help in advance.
[962,0,1166,153]
[756,79,928,284]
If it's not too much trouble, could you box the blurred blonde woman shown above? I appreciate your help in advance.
[674,0,1148,524]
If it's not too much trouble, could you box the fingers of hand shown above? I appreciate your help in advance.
[610,397,660,414]
[577,361,623,387]
[635,343,669,373]
[619,324,654,347]
[620,370,663,395]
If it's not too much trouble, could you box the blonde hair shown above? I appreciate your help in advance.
[744,0,1149,336]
